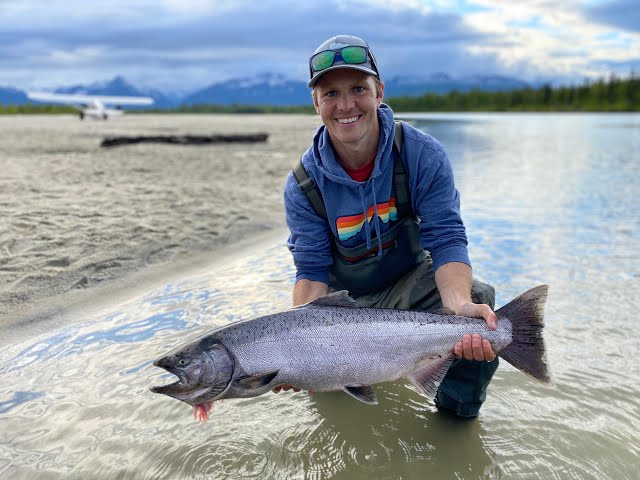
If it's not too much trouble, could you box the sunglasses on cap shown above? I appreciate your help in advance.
[309,45,377,74]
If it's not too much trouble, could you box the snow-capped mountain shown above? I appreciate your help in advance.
[1,73,533,107]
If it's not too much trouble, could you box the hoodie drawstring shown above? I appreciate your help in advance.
[358,185,372,249]
[371,178,383,256]
[358,180,384,256]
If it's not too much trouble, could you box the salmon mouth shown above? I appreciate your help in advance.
[150,379,186,395]
[150,376,212,401]
[151,357,191,396]
[150,372,189,396]
[150,360,215,401]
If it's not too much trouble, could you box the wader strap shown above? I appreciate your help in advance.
[392,121,412,219]
[292,159,328,219]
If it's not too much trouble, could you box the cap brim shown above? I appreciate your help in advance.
[308,64,379,88]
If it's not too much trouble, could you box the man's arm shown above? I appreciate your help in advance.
[293,279,329,306]
[435,261,497,362]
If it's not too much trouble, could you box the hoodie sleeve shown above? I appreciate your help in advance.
[284,171,333,283]
[408,138,471,272]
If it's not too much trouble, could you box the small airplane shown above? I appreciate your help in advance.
[26,92,154,120]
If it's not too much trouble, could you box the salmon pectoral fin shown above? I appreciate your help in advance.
[407,353,456,400]
[234,370,280,390]
[342,385,378,405]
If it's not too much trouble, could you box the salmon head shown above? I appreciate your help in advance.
[150,337,234,409]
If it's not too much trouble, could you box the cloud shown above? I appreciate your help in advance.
[462,0,640,82]
[583,0,640,33]
[1,0,639,90]
[2,1,501,90]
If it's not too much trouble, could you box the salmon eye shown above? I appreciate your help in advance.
[178,358,191,367]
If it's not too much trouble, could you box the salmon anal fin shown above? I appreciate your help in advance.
[407,354,456,400]
[342,385,378,404]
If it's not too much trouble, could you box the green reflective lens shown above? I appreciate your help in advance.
[311,46,370,73]
[312,51,336,72]
[341,46,367,64]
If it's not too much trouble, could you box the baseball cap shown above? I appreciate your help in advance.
[308,35,380,88]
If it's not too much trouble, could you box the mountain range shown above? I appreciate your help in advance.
[1,74,532,108]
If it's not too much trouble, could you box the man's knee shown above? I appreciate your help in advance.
[436,357,499,417]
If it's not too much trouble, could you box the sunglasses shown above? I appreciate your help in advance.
[310,46,373,73]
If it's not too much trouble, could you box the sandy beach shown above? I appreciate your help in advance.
[0,113,322,323]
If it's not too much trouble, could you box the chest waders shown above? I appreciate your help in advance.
[292,121,427,295]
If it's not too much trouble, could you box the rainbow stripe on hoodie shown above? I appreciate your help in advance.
[336,197,398,241]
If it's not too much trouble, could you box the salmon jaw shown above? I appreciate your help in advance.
[193,401,214,422]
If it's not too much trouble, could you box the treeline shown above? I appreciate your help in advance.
[141,104,315,114]
[0,104,75,114]
[387,74,640,112]
[0,102,314,115]
[2,74,638,114]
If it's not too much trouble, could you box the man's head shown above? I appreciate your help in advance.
[308,35,380,89]
[308,35,384,153]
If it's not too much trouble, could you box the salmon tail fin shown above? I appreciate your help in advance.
[496,285,551,384]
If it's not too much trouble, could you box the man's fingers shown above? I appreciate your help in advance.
[472,334,484,361]
[462,334,473,360]
[483,339,496,362]
[457,303,498,330]
[457,334,496,362]
[453,341,463,359]
[273,384,300,394]
[477,304,498,330]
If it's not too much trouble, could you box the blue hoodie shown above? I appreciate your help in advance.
[284,103,470,284]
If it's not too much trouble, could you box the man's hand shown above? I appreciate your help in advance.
[272,385,301,393]
[452,302,497,362]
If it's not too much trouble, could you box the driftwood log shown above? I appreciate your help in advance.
[101,133,268,148]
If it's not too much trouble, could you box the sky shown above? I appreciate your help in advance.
[1,0,639,92]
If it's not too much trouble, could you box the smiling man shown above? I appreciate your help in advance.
[282,35,499,417]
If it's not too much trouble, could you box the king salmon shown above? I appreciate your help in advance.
[151,285,550,421]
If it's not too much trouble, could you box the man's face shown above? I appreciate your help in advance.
[313,69,384,149]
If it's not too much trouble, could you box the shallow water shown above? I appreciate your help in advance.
[1,113,639,479]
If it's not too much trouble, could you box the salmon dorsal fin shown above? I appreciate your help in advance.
[306,290,361,309]
[407,353,456,400]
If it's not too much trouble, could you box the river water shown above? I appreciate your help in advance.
[1,113,639,479]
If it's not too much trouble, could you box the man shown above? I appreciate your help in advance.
[281,35,498,417]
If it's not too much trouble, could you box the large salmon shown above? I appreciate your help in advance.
[151,286,550,421]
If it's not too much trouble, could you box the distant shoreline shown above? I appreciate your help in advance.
[3,76,638,113]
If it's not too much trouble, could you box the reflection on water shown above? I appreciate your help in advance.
[1,113,639,479]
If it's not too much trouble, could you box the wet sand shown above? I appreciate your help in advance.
[0,113,321,325]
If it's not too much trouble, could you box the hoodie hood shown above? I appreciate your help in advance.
[308,103,397,253]
[312,103,396,187]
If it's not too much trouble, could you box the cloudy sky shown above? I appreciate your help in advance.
[2,0,639,92]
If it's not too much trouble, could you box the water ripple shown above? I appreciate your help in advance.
[1,114,639,479]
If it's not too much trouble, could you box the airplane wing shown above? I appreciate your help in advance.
[27,92,154,106]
